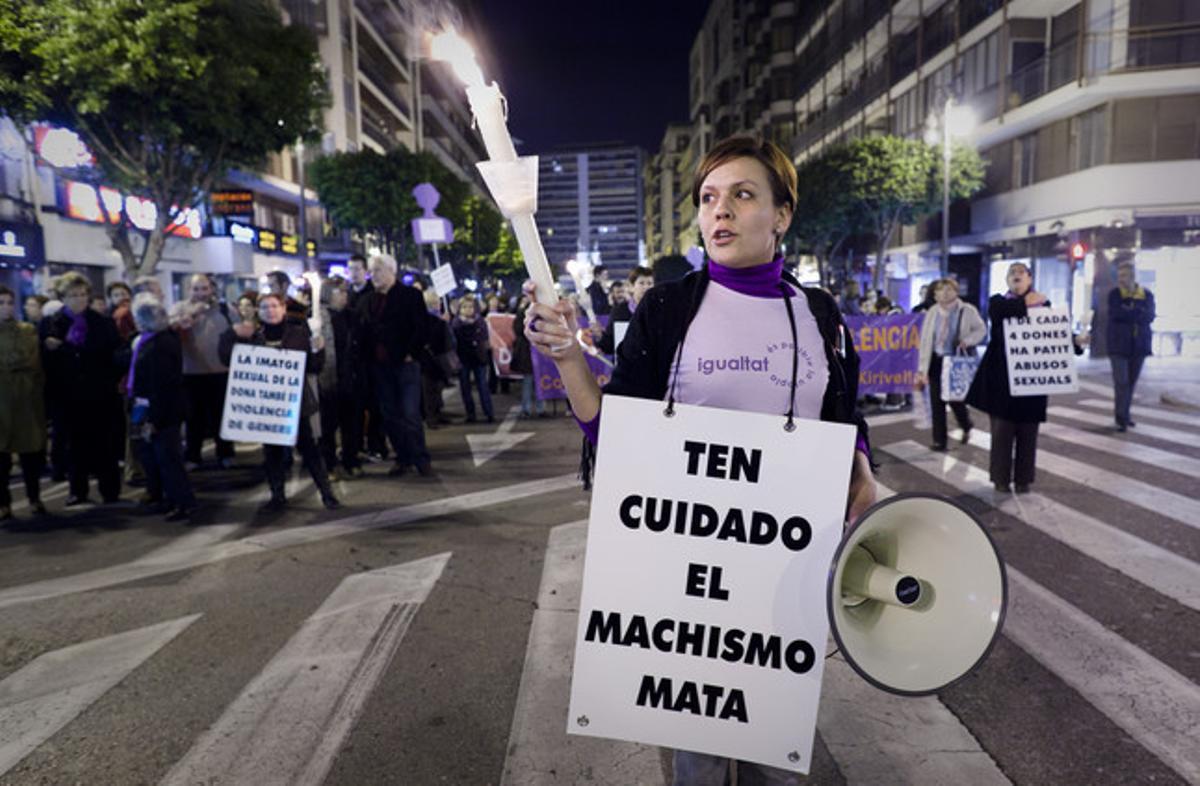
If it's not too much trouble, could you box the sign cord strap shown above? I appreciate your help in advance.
[780,282,800,432]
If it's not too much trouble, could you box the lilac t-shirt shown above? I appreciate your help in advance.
[673,280,828,419]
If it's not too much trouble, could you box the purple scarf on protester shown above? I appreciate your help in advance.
[63,306,88,347]
[706,254,794,298]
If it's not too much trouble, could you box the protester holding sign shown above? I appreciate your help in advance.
[915,278,985,450]
[219,293,340,512]
[965,263,1050,493]
[525,135,874,784]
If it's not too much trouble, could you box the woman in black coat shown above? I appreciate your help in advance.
[129,294,197,520]
[41,272,123,505]
[966,262,1049,493]
[219,292,340,511]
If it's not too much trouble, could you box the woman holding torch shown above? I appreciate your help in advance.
[525,135,876,785]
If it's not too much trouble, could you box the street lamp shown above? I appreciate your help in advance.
[925,95,975,278]
[295,137,309,270]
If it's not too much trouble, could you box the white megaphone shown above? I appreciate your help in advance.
[827,493,1007,695]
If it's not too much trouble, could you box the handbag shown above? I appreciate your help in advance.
[941,350,980,402]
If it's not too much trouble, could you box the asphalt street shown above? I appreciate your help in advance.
[1,369,1198,785]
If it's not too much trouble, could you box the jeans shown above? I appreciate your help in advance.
[374,360,429,467]
[135,424,195,509]
[989,415,1039,487]
[458,363,494,420]
[184,373,234,463]
[521,375,545,416]
[928,354,973,446]
[0,451,45,507]
[1110,354,1146,427]
[673,751,802,786]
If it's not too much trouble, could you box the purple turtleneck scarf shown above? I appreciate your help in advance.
[63,306,89,347]
[707,253,793,298]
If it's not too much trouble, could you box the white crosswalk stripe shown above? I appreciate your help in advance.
[1049,405,1199,448]
[966,430,1200,528]
[1077,397,1200,428]
[1038,420,1200,479]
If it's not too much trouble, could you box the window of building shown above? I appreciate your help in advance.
[1128,0,1200,68]
[1155,94,1200,160]
[772,24,795,53]
[1112,97,1155,162]
[1035,119,1071,182]
[1013,132,1037,187]
[770,71,792,102]
[964,32,1001,94]
[1070,105,1108,170]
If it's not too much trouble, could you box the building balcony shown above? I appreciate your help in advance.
[358,55,412,119]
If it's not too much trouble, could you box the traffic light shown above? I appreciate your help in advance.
[1070,241,1087,262]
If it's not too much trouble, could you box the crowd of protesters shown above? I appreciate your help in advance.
[0,241,1156,521]
[0,253,552,524]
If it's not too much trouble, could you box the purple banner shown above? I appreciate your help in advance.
[843,314,922,394]
[529,315,612,400]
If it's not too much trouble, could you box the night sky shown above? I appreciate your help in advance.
[463,1,709,152]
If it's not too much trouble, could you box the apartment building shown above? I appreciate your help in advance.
[538,145,646,278]
[784,0,1200,354]
[644,124,693,260]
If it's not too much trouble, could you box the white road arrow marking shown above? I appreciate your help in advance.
[161,553,451,786]
[467,406,535,467]
[0,615,201,778]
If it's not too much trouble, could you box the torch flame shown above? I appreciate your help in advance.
[430,29,485,88]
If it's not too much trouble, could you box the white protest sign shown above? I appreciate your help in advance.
[1003,306,1078,396]
[431,263,457,297]
[613,321,629,355]
[219,344,307,446]
[568,395,856,774]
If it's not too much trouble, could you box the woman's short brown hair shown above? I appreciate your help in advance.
[691,135,798,211]
[627,265,654,284]
[57,272,91,297]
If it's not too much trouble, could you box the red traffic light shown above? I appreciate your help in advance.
[1070,242,1087,261]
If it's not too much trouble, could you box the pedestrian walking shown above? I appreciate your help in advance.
[1107,258,1155,432]
[419,288,454,430]
[0,285,47,520]
[452,295,495,424]
[524,134,875,786]
[218,293,340,511]
[356,254,431,477]
[966,262,1049,493]
[128,294,196,521]
[172,274,238,470]
[41,272,123,505]
[594,266,653,355]
[915,278,986,450]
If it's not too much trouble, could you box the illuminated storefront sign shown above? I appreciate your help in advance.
[258,229,278,252]
[0,221,46,268]
[62,179,203,239]
[211,190,255,216]
[34,125,95,169]
[280,234,300,255]
[229,223,257,245]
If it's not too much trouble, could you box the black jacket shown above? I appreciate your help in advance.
[967,295,1047,423]
[595,300,633,356]
[132,331,185,429]
[355,283,428,366]
[330,308,358,395]
[1106,286,1155,357]
[42,309,122,407]
[605,268,870,451]
[218,323,325,418]
[587,280,611,317]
